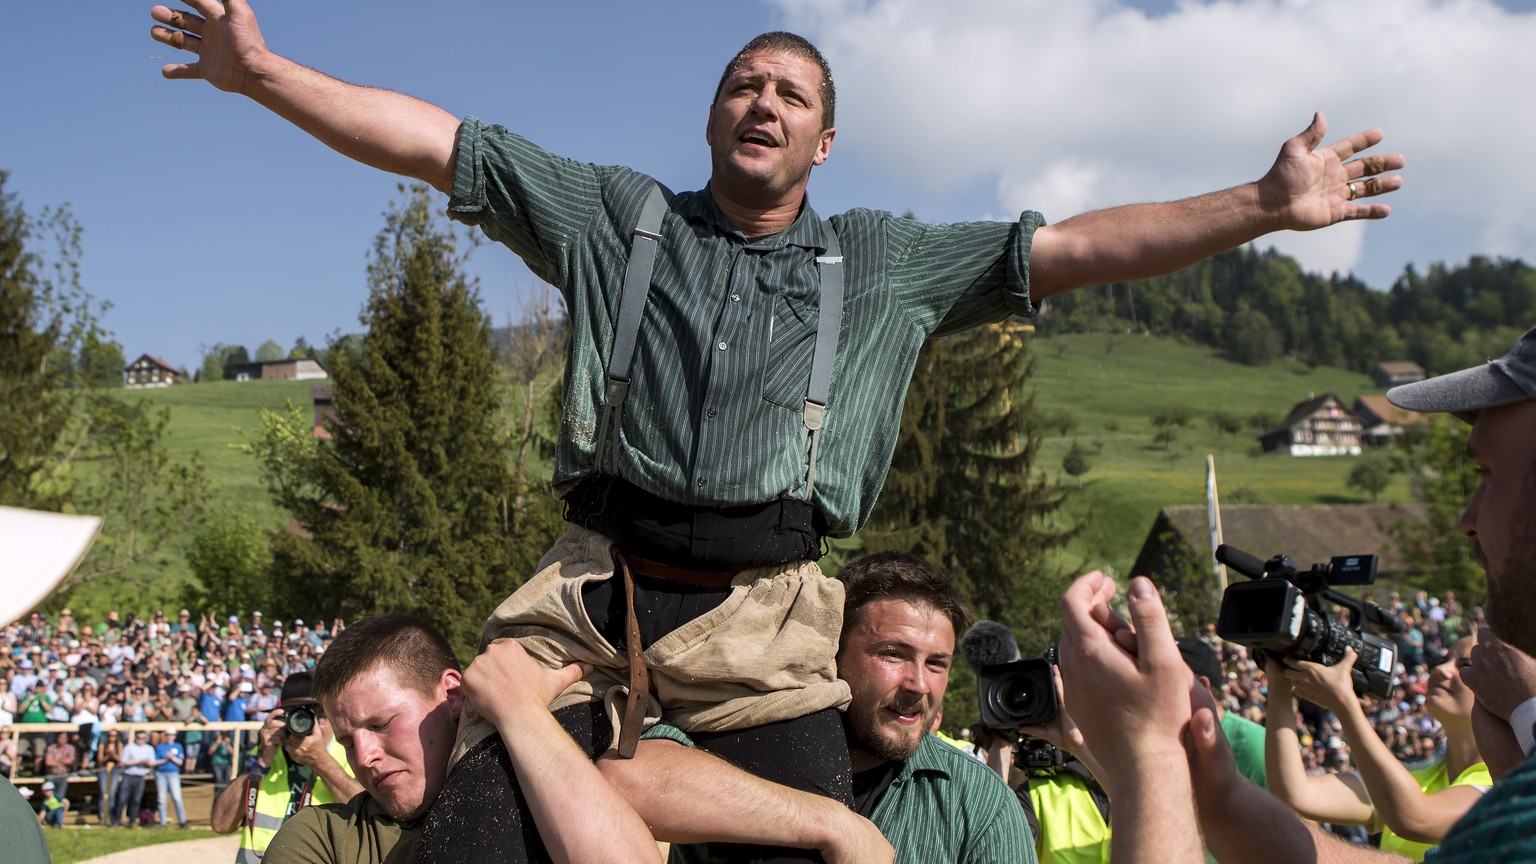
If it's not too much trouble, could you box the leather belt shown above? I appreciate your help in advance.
[625,554,740,589]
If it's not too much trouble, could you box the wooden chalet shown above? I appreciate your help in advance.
[123,354,185,388]
[1373,361,1427,389]
[1258,393,1364,456]
[1353,395,1426,448]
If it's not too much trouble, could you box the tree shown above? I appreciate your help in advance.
[288,336,317,360]
[0,171,79,511]
[253,183,527,654]
[1346,452,1394,503]
[0,169,207,594]
[186,506,274,616]
[1390,416,1483,605]
[255,339,286,362]
[862,320,1083,658]
[1061,439,1092,489]
[198,342,247,382]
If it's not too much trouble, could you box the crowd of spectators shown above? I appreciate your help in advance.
[1,606,344,825]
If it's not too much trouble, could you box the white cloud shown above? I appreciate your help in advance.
[772,0,1536,286]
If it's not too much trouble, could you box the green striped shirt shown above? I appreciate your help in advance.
[644,726,1036,863]
[448,117,1041,536]
[869,735,1038,864]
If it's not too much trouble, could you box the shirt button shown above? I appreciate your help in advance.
[707,407,718,418]
[730,294,741,302]
[717,341,728,351]
[697,477,707,488]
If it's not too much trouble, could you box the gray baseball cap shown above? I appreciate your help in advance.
[1387,326,1536,423]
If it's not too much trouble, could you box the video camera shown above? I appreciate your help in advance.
[976,647,1059,729]
[1214,543,1401,699]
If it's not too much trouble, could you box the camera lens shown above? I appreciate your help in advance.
[285,707,315,737]
[999,677,1039,718]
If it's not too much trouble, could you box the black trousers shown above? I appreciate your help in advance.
[415,575,852,864]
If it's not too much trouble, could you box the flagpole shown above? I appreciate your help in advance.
[1206,454,1227,596]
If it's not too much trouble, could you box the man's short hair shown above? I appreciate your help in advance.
[1176,636,1223,685]
[838,552,971,643]
[714,31,836,130]
[312,614,459,706]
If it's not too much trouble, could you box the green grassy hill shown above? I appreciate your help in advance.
[79,335,1409,612]
[1024,332,1409,577]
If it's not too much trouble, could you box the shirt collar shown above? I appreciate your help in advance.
[675,187,828,253]
[883,735,956,786]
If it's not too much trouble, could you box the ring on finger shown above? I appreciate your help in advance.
[1347,182,1358,201]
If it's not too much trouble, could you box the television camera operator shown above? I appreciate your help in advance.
[1262,637,1489,861]
[962,620,1112,864]
[210,671,363,862]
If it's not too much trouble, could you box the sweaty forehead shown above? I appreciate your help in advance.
[727,50,821,88]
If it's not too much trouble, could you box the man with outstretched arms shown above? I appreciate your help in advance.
[149,3,1403,859]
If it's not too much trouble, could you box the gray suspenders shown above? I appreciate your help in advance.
[594,184,845,502]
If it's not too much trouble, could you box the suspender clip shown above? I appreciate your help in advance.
[605,377,632,408]
[803,400,826,432]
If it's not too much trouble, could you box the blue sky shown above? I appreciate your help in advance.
[4,0,1536,371]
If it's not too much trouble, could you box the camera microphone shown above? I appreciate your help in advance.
[960,620,1020,673]
[1215,543,1267,579]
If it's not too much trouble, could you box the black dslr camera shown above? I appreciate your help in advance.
[976,648,1059,729]
[285,705,318,738]
[1215,543,1402,699]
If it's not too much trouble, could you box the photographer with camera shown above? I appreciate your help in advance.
[210,671,363,862]
[1262,636,1489,861]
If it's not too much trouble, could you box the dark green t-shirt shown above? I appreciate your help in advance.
[262,792,419,864]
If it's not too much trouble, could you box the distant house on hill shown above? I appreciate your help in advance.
[1373,361,1426,389]
[1353,395,1426,448]
[311,384,336,439]
[1130,503,1430,590]
[1258,393,1363,456]
[123,354,185,388]
[224,358,329,382]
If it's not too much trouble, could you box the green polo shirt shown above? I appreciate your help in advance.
[448,118,1041,537]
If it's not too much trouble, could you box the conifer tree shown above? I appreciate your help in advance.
[863,320,1082,648]
[258,184,526,653]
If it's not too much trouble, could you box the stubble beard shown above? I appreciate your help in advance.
[1480,465,1536,657]
[851,696,935,764]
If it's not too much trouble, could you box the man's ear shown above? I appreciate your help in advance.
[442,668,466,720]
[813,126,836,167]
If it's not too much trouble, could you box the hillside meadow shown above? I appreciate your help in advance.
[82,333,1410,612]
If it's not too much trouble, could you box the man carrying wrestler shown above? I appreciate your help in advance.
[148,2,1403,859]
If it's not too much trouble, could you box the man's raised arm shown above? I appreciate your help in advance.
[1028,113,1404,298]
[150,0,460,192]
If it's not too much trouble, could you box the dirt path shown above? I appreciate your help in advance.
[77,835,240,864]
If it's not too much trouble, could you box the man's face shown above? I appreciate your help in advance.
[325,663,463,822]
[1460,399,1536,655]
[706,49,835,207]
[837,598,955,770]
